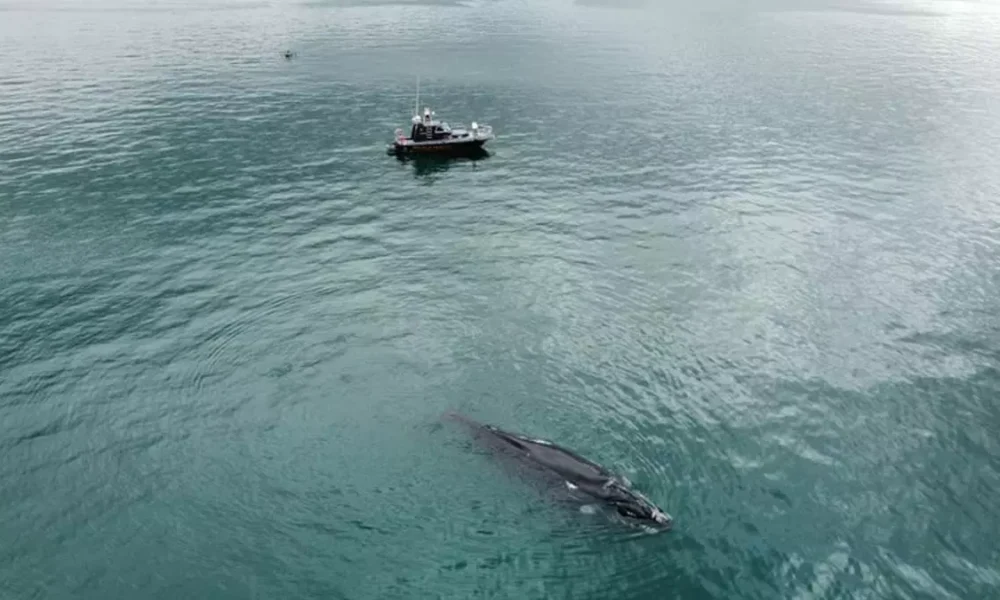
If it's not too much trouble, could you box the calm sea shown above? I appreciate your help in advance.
[2,0,1000,598]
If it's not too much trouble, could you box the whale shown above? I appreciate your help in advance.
[445,413,672,530]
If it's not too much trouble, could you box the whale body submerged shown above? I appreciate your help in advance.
[446,413,672,530]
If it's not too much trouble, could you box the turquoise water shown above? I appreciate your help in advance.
[3,0,1000,598]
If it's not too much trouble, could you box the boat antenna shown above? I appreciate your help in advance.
[414,76,420,118]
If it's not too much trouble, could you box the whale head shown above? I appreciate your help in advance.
[598,479,673,530]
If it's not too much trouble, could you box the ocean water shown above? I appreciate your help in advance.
[2,0,1000,598]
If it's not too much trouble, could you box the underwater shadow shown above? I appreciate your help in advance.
[395,149,491,180]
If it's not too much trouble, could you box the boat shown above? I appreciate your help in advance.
[386,80,495,157]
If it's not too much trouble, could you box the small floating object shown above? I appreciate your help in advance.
[282,50,296,59]
[386,78,494,157]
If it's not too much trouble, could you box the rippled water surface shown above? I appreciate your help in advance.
[3,0,1000,598]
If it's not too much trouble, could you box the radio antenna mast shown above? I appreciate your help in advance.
[414,76,420,118]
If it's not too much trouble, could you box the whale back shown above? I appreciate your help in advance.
[482,425,614,485]
[444,413,674,529]
[445,413,615,484]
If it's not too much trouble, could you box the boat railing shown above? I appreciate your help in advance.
[473,124,493,139]
[447,123,493,139]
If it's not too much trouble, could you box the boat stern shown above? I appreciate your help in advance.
[472,122,493,139]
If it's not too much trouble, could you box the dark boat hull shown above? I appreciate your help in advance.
[387,138,488,157]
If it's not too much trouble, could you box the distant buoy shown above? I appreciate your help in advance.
[283,50,296,59]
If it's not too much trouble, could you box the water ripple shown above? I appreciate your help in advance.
[3,0,1000,598]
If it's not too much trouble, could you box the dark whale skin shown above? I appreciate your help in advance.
[444,413,673,529]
